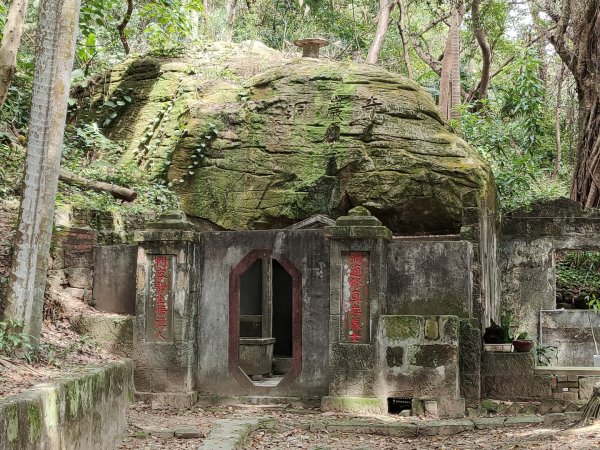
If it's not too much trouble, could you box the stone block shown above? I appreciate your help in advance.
[330,369,375,397]
[239,337,275,376]
[330,343,374,370]
[321,397,387,415]
[472,417,506,429]
[424,400,438,418]
[543,413,566,425]
[424,318,439,340]
[386,346,404,367]
[578,376,600,400]
[417,419,474,436]
[64,267,93,289]
[481,352,536,376]
[504,416,543,426]
[437,397,466,418]
[440,316,460,343]
[382,315,422,341]
[174,427,202,439]
[411,344,458,368]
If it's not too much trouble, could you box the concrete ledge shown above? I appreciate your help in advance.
[535,366,600,376]
[0,359,133,450]
[321,396,388,414]
[196,395,321,408]
[135,391,198,408]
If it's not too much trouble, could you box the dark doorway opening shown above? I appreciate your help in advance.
[240,259,262,338]
[387,397,412,414]
[273,260,293,358]
[233,254,299,387]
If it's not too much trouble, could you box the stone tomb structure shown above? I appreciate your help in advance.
[132,200,494,417]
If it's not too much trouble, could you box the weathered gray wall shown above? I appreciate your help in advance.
[541,310,600,367]
[197,229,330,397]
[93,245,137,314]
[481,353,551,400]
[0,360,133,450]
[500,198,600,342]
[133,231,200,395]
[386,240,473,317]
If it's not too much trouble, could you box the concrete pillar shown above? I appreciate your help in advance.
[132,213,201,407]
[321,207,392,414]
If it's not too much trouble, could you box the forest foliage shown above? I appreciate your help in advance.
[0,0,578,214]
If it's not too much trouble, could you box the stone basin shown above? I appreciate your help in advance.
[239,337,276,376]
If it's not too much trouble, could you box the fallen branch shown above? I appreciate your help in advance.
[59,169,137,202]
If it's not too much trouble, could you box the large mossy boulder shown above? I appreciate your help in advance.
[88,41,494,234]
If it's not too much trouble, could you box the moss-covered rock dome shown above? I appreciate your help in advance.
[90,41,494,234]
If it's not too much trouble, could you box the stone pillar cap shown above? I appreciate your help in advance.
[144,211,197,231]
[324,206,392,239]
[294,38,329,58]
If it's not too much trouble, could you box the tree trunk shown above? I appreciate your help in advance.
[552,64,565,180]
[116,0,133,54]
[366,0,395,65]
[0,0,30,111]
[439,6,463,121]
[226,0,237,33]
[58,169,137,201]
[549,0,600,208]
[396,0,413,79]
[470,0,491,104]
[571,86,600,208]
[3,0,81,338]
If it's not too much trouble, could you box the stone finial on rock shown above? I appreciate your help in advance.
[294,38,329,58]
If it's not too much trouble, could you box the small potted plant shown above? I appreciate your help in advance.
[512,332,534,352]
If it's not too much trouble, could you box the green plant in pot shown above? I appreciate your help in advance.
[512,331,534,353]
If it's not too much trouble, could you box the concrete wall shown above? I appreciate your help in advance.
[0,360,133,450]
[541,310,600,367]
[500,198,600,341]
[93,245,137,314]
[386,240,473,317]
[197,229,330,397]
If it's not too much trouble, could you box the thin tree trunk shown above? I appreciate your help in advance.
[366,0,395,65]
[470,0,491,104]
[58,169,137,201]
[439,6,463,121]
[4,0,81,338]
[0,0,30,111]
[226,0,237,34]
[396,0,413,79]
[552,64,565,180]
[117,0,133,54]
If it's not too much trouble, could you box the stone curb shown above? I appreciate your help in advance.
[198,418,264,450]
[317,414,578,438]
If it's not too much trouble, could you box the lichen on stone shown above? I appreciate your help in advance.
[88,41,495,234]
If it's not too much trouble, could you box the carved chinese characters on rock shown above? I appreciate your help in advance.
[146,255,174,342]
[341,252,370,343]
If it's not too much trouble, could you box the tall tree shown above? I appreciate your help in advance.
[540,0,600,207]
[0,0,29,110]
[4,0,81,338]
[438,4,464,120]
[367,0,395,64]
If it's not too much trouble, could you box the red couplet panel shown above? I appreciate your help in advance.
[341,251,370,343]
[146,254,174,342]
